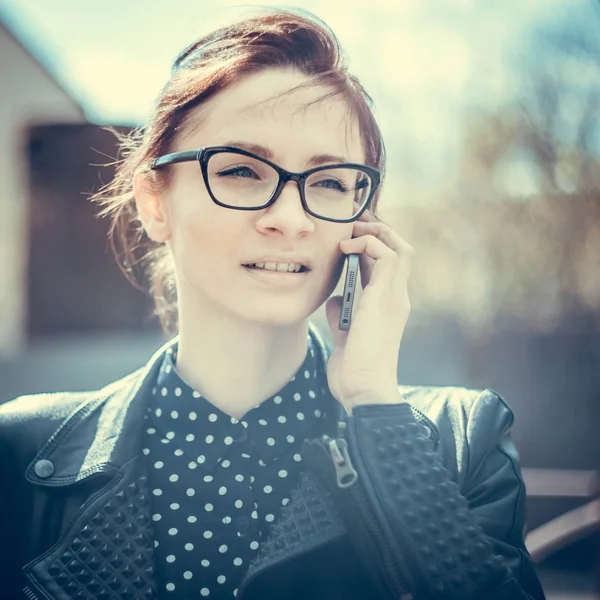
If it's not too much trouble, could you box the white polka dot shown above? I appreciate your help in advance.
[154,540,159,548]
[155,408,162,417]
[206,435,214,444]
[161,387,168,397]
[241,421,248,428]
[296,412,305,420]
[153,489,163,496]
[189,411,197,420]
[219,544,228,553]
[185,543,194,551]
[152,513,162,521]
[308,390,316,398]
[265,513,275,523]
[160,438,169,444]
[170,410,179,419]
[233,557,243,566]
[166,431,175,440]
[154,461,164,469]
[287,435,295,443]
[188,515,197,523]
[278,469,288,478]
[170,503,180,510]
[233,589,238,597]
[166,582,175,591]
[277,416,287,423]
[235,500,243,508]
[146,427,156,435]
[314,409,322,417]
[168,528,178,536]
[186,433,195,442]
[267,438,275,446]
[201,589,209,596]
[304,369,310,378]
[165,365,172,374]
[197,455,206,464]
[201,559,210,567]
[209,414,218,422]
[169,474,179,482]
[219,486,227,495]
[250,541,259,550]
[282,497,290,506]
[142,448,150,455]
[221,459,231,468]
[183,571,193,580]
[242,453,251,459]
[188,461,197,469]
[263,485,273,494]
[174,449,184,456]
[258,419,267,426]
[205,503,214,512]
[251,510,258,519]
[204,530,213,539]
[204,474,213,482]
[186,488,195,496]
[258,459,266,467]
[250,476,255,483]
[217,575,226,584]
[175,387,182,396]
[193,391,201,399]
[274,396,282,404]
[224,436,233,445]
[223,516,232,524]
[235,474,244,482]
[166,555,175,563]
[293,393,301,401]
[293,453,302,462]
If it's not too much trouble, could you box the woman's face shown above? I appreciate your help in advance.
[152,68,365,326]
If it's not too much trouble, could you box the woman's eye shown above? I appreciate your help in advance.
[314,178,347,192]
[217,166,259,179]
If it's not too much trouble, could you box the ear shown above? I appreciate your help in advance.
[133,172,172,243]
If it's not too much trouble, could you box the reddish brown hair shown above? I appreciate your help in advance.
[94,7,386,334]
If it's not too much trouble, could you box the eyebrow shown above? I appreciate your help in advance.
[221,140,351,167]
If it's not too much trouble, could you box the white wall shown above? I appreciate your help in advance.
[0,23,85,357]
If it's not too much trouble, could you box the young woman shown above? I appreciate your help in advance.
[0,8,545,600]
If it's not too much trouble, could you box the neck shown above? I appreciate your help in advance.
[174,297,310,421]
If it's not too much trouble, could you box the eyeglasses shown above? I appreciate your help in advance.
[150,146,380,223]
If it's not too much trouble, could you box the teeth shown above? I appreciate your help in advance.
[249,262,304,272]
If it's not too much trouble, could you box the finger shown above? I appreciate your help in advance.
[352,221,414,257]
[341,234,396,262]
[357,208,381,223]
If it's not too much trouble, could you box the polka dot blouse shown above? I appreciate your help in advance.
[142,332,329,599]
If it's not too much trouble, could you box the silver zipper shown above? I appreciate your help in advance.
[23,585,40,600]
[321,421,414,600]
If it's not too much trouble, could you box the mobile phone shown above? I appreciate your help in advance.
[339,253,359,331]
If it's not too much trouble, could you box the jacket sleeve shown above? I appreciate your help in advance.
[326,391,546,600]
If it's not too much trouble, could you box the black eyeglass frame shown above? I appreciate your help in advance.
[150,146,381,223]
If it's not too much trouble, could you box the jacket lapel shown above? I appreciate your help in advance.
[23,326,349,600]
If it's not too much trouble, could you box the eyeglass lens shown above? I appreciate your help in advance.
[206,152,373,220]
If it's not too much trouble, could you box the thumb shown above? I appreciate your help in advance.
[325,295,349,347]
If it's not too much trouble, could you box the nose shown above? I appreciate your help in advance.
[255,179,315,236]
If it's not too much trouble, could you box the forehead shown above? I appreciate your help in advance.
[178,69,364,163]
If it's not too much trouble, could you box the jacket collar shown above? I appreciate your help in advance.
[26,324,344,487]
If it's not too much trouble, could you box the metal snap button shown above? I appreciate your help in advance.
[34,459,55,478]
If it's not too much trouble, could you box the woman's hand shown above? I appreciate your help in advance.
[325,210,413,413]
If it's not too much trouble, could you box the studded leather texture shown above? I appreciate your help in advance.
[243,470,345,577]
[348,404,510,599]
[26,466,157,600]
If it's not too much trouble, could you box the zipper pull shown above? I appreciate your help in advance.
[322,431,358,488]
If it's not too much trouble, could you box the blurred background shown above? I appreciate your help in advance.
[0,0,598,597]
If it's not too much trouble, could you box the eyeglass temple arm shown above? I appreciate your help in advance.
[151,149,202,170]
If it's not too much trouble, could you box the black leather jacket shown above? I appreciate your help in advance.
[1,329,545,600]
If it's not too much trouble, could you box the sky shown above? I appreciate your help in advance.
[0,0,590,199]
